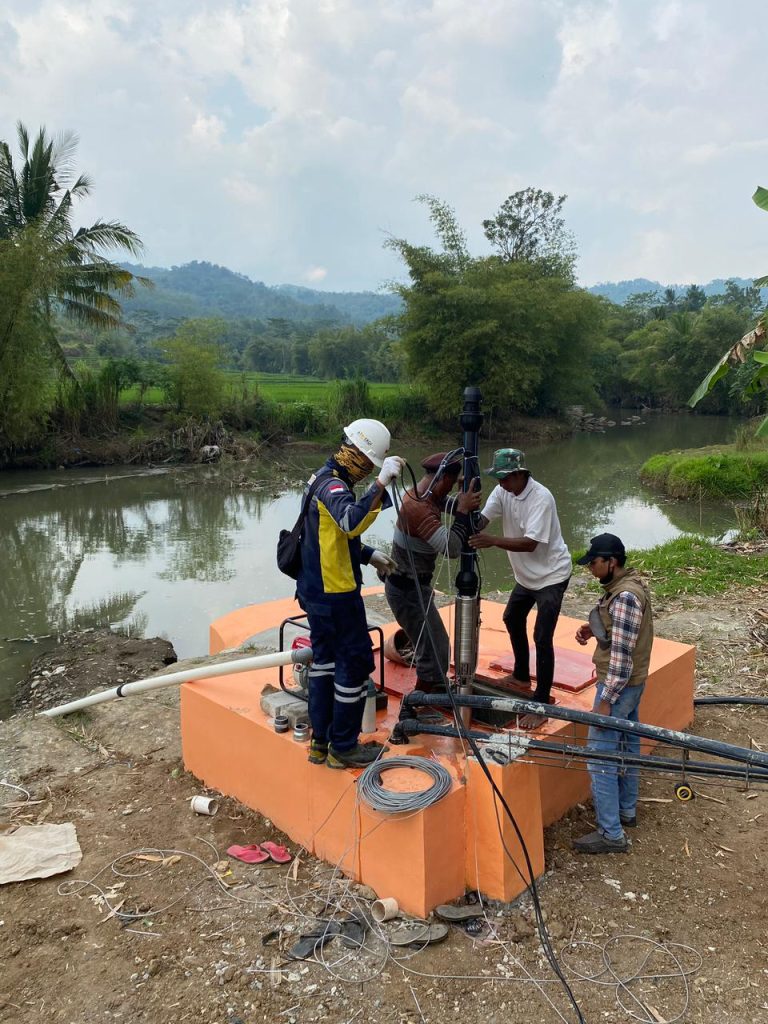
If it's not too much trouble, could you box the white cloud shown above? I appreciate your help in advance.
[305,266,328,282]
[0,0,765,289]
[557,3,621,80]
[190,114,225,148]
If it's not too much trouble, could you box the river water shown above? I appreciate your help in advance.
[0,413,740,716]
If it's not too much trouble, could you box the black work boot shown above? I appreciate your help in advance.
[326,741,388,770]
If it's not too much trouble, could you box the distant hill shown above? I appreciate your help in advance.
[275,283,401,323]
[119,261,763,326]
[120,261,401,326]
[587,276,767,305]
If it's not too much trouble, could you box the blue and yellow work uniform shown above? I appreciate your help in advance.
[297,459,392,752]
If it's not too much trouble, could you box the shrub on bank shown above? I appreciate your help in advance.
[640,445,768,499]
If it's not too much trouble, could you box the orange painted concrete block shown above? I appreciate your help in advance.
[181,675,314,850]
[308,764,362,881]
[537,721,592,828]
[209,587,386,655]
[186,598,696,914]
[358,766,466,918]
[209,596,301,654]
[465,756,544,902]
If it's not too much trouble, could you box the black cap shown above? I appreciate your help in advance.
[421,452,462,473]
[576,533,626,565]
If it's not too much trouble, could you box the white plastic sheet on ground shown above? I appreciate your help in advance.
[0,822,82,884]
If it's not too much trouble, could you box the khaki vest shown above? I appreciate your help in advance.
[592,568,654,686]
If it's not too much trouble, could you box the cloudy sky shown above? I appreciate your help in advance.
[1,0,766,292]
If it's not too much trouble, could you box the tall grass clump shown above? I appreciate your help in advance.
[326,378,372,423]
[734,486,768,538]
[55,362,124,434]
[278,401,329,436]
[370,386,431,433]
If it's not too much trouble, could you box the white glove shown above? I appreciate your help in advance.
[377,455,405,487]
[369,549,397,576]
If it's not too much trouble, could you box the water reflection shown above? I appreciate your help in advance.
[0,469,288,715]
[0,415,740,715]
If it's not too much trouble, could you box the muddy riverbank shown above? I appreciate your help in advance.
[2,585,767,1024]
[1,411,571,471]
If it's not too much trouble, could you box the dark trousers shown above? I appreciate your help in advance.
[502,577,570,703]
[302,594,375,752]
[384,577,448,686]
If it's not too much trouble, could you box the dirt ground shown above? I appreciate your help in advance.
[2,584,768,1024]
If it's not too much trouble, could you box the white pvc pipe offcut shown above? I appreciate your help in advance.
[40,646,313,719]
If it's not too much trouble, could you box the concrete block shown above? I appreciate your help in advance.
[259,688,309,725]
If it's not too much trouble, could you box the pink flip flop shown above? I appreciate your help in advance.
[226,844,269,864]
[260,841,292,864]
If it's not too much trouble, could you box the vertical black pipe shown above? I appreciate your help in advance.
[453,388,483,715]
[456,386,483,596]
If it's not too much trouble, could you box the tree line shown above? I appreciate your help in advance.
[1,121,766,462]
[387,192,766,420]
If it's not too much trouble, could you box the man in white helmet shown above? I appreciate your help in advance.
[297,419,404,769]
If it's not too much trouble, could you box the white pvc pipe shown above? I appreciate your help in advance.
[40,646,313,719]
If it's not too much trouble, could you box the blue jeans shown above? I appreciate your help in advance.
[587,683,645,839]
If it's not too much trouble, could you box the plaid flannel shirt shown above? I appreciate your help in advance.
[602,591,643,704]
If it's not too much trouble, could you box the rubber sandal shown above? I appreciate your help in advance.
[435,904,483,922]
[287,921,341,960]
[338,911,370,949]
[226,844,269,864]
[389,922,449,947]
[260,841,292,864]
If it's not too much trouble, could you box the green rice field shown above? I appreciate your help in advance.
[121,373,404,406]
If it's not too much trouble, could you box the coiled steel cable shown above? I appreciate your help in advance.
[357,756,452,813]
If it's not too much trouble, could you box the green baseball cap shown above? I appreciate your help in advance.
[485,448,527,479]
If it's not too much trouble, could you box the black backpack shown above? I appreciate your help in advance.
[276,476,325,580]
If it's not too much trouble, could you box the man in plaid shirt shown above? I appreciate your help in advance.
[571,534,654,854]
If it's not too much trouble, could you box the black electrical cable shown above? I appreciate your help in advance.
[399,449,466,504]
[694,696,768,707]
[402,692,768,771]
[389,478,585,1022]
[388,478,586,1024]
[394,718,768,784]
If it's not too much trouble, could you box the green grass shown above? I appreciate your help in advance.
[640,443,768,499]
[120,373,403,406]
[623,536,768,597]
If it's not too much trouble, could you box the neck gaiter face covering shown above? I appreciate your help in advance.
[333,443,374,483]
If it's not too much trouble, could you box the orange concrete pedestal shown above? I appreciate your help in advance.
[181,591,695,916]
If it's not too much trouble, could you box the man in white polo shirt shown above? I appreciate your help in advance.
[469,448,571,728]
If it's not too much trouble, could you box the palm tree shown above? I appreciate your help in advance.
[0,121,145,374]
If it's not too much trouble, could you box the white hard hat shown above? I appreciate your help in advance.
[343,418,390,468]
